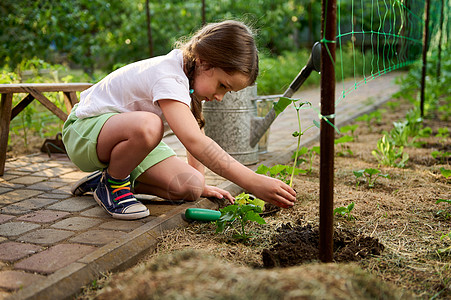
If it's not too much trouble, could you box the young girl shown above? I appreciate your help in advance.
[63,20,296,220]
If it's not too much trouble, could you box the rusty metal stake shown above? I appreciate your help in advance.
[420,0,431,118]
[319,0,337,263]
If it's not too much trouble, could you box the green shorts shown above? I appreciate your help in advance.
[62,104,176,184]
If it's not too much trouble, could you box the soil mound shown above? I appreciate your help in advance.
[93,249,410,300]
[262,222,384,268]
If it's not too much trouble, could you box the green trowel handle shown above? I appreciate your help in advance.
[185,208,221,222]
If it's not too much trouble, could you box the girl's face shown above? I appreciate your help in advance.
[193,65,249,102]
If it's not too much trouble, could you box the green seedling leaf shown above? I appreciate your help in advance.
[248,198,265,211]
[333,207,348,216]
[436,199,451,205]
[353,170,365,178]
[440,167,451,179]
[273,97,294,116]
[255,164,270,175]
[364,168,381,176]
[312,146,320,154]
[292,147,309,158]
[335,135,354,144]
[340,124,359,134]
[245,210,266,225]
[271,164,290,175]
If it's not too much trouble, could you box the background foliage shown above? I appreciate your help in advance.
[1,0,320,77]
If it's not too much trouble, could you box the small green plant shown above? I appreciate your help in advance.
[340,124,359,140]
[215,192,266,241]
[333,202,356,221]
[388,121,415,147]
[437,231,451,254]
[385,101,400,111]
[256,164,306,185]
[404,108,423,137]
[335,135,354,156]
[372,135,409,168]
[418,126,432,137]
[273,97,316,186]
[436,199,451,220]
[436,127,449,139]
[356,110,382,132]
[439,167,451,179]
[353,168,390,188]
[432,151,451,164]
[292,146,320,174]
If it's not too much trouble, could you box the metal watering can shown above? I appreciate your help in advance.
[203,42,321,165]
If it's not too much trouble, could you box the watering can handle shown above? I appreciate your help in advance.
[284,42,322,98]
[250,42,321,148]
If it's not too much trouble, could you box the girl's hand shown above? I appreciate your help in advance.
[249,174,296,208]
[202,185,235,204]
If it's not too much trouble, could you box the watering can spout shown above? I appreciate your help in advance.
[249,42,321,148]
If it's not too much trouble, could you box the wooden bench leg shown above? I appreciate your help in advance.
[63,91,79,114]
[0,93,13,176]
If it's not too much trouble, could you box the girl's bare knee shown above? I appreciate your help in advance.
[133,113,164,147]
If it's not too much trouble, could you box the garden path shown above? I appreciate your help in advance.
[0,71,402,300]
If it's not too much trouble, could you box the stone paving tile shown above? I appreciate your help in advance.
[18,229,74,245]
[99,220,143,232]
[51,217,102,231]
[3,171,29,177]
[0,222,41,237]
[14,244,96,275]
[0,181,24,189]
[36,193,72,200]
[47,197,96,212]
[2,198,59,215]
[4,160,29,168]
[0,187,12,195]
[17,210,70,223]
[0,270,46,291]
[0,204,39,215]
[80,206,111,219]
[0,242,42,262]
[59,171,90,181]
[0,205,33,215]
[69,229,127,246]
[52,185,73,194]
[26,180,67,191]
[31,167,75,177]
[0,214,15,224]
[0,189,43,205]
[9,176,47,185]
[15,164,51,173]
[0,174,18,182]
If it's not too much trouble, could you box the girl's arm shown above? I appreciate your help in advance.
[159,99,296,208]
[186,128,205,176]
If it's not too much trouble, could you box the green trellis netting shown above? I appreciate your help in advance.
[332,0,449,104]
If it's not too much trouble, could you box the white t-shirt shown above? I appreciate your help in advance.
[75,49,191,119]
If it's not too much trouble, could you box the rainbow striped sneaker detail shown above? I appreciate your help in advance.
[71,170,102,196]
[94,170,149,220]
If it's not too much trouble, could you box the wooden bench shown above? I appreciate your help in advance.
[0,83,92,175]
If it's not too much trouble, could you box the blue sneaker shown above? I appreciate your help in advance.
[94,170,149,220]
[71,170,102,196]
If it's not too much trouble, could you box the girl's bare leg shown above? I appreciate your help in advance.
[96,111,164,179]
[134,156,205,201]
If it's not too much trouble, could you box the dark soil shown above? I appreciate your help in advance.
[262,222,384,267]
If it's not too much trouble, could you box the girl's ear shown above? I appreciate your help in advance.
[196,58,212,71]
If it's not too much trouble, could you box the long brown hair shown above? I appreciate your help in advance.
[177,20,259,129]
